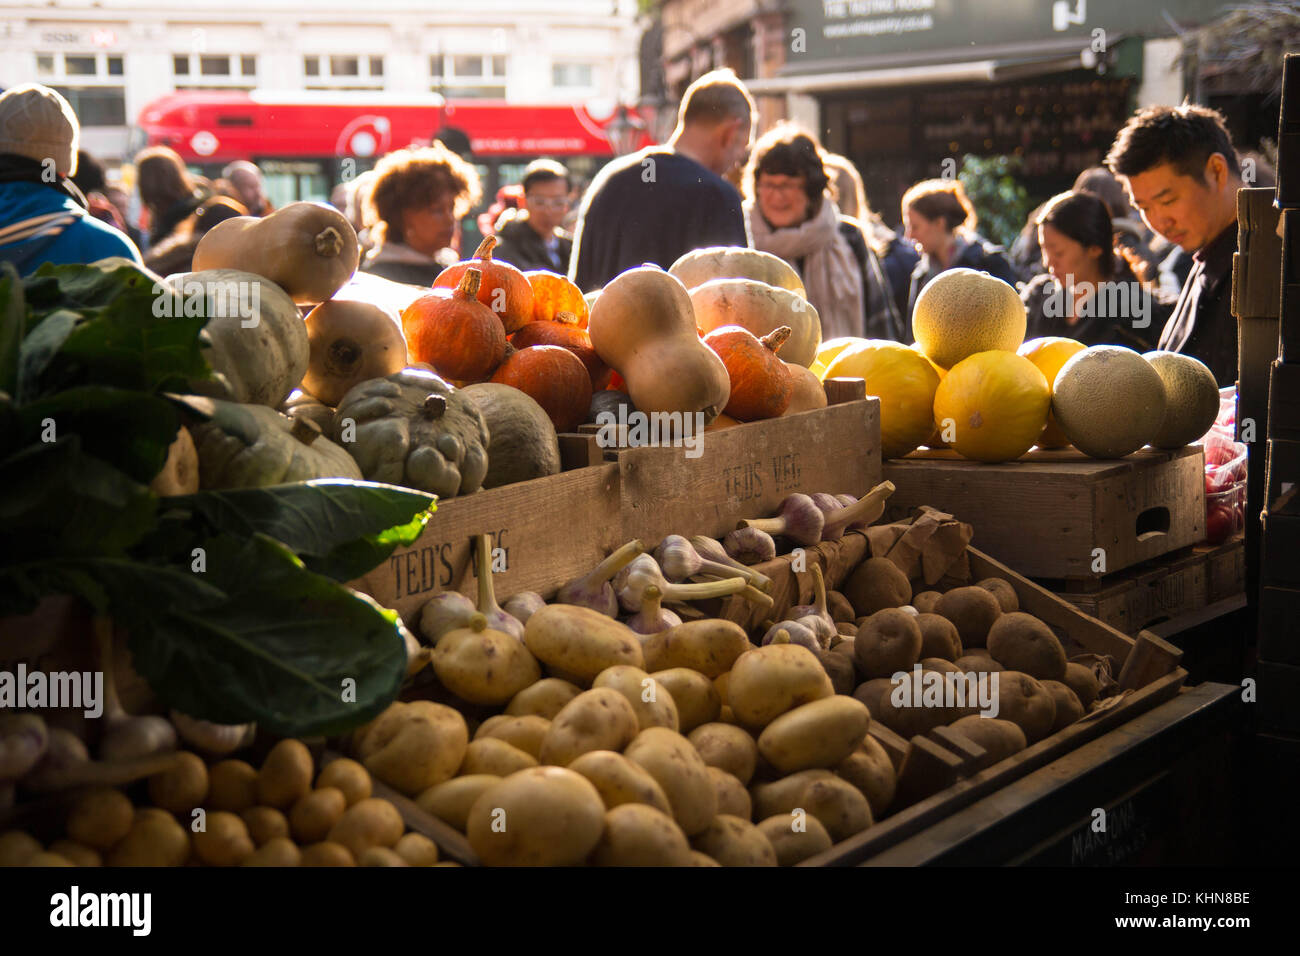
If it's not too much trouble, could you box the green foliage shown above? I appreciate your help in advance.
[958,154,1035,250]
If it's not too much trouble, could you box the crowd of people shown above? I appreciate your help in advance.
[1,70,1255,387]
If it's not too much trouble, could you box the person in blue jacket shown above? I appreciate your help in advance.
[0,84,141,275]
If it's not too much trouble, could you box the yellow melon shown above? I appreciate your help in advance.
[1143,350,1220,448]
[1018,337,1086,449]
[912,269,1027,370]
[932,351,1051,463]
[824,340,941,459]
[1051,346,1167,458]
[812,337,868,380]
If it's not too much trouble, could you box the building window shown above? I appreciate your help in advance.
[173,54,190,75]
[241,55,256,77]
[53,86,126,126]
[453,55,483,78]
[491,55,507,77]
[304,55,320,77]
[37,54,55,76]
[200,55,231,76]
[65,55,97,76]
[552,62,593,88]
[432,53,506,94]
[107,55,124,76]
[302,52,382,86]
[330,55,359,76]
[431,54,444,78]
[369,56,384,77]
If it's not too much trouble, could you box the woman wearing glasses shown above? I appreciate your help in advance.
[744,125,903,342]
[361,142,482,286]
[491,159,575,274]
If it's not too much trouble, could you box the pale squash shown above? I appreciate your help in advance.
[333,368,490,498]
[783,364,829,415]
[303,299,408,406]
[669,247,806,297]
[169,269,307,408]
[690,278,822,368]
[461,383,561,489]
[587,266,730,424]
[280,388,336,435]
[187,398,362,489]
[193,202,360,306]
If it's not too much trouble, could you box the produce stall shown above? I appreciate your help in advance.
[0,205,1249,870]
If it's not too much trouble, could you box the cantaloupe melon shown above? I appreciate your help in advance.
[823,340,940,459]
[1143,350,1221,449]
[932,351,1050,463]
[1051,346,1166,459]
[1018,337,1086,449]
[912,269,1026,370]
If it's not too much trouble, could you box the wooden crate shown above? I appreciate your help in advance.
[882,446,1206,580]
[1045,538,1245,635]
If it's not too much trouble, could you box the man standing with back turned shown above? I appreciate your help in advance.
[570,69,755,292]
[1105,104,1243,386]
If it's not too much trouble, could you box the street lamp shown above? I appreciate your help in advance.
[605,104,646,156]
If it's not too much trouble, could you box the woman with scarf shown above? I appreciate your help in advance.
[743,126,902,342]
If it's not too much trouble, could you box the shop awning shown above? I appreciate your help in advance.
[745,53,1098,94]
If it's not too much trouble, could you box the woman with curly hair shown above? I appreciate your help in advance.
[744,125,901,341]
[362,142,482,286]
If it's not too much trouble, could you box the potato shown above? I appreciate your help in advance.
[728,644,834,730]
[289,787,347,844]
[24,852,73,867]
[851,677,894,721]
[241,836,301,867]
[690,815,777,866]
[987,612,1067,680]
[624,727,717,836]
[593,665,679,732]
[648,668,719,732]
[843,557,912,616]
[688,850,722,866]
[524,605,644,684]
[750,769,836,821]
[590,803,693,866]
[255,739,311,809]
[912,590,943,614]
[327,797,403,859]
[707,766,752,819]
[641,619,751,678]
[149,751,210,815]
[854,607,923,679]
[814,647,857,695]
[240,806,290,846]
[757,697,871,774]
[936,586,1002,648]
[917,613,962,661]
[107,812,191,867]
[358,846,409,867]
[505,678,583,719]
[539,688,640,766]
[299,841,355,867]
[431,618,541,704]
[466,766,606,866]
[827,589,857,623]
[48,840,102,867]
[1062,661,1101,708]
[66,786,133,850]
[717,705,739,725]
[835,736,896,819]
[394,832,439,866]
[955,652,1003,674]
[567,750,673,815]
[473,714,551,759]
[859,671,950,737]
[687,723,758,785]
[756,813,833,866]
[976,577,1019,612]
[1042,679,1085,731]
[714,671,731,705]
[362,703,468,796]
[801,775,873,842]
[994,671,1057,743]
[921,658,962,675]
[416,775,500,832]
[459,738,538,776]
[191,811,256,866]
[948,714,1027,763]
[316,758,372,807]
[0,831,43,867]
[208,759,259,813]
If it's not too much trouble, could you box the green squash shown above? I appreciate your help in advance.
[189,399,362,489]
[333,368,489,498]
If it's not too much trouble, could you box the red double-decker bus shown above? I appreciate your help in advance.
[132,89,655,241]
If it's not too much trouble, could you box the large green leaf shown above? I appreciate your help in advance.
[0,264,23,396]
[120,533,407,736]
[16,308,78,403]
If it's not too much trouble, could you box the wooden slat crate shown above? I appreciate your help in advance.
[882,445,1206,580]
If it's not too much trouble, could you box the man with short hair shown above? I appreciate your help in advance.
[491,159,575,273]
[570,69,754,292]
[222,160,272,216]
[1105,104,1243,385]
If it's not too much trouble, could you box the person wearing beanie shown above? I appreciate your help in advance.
[0,84,141,275]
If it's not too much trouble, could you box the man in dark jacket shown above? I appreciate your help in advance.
[1106,104,1243,386]
[569,69,753,292]
[491,160,574,274]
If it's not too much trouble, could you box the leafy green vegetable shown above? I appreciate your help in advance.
[0,264,24,395]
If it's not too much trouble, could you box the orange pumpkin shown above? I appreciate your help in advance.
[433,236,534,333]
[703,324,794,421]
[402,269,506,383]
[490,344,592,433]
[525,271,589,328]
[509,311,609,390]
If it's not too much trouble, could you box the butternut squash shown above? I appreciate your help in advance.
[669,246,806,297]
[587,266,730,424]
[193,202,360,306]
[690,278,822,368]
[303,299,408,406]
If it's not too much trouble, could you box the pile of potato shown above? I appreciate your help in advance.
[0,740,449,867]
